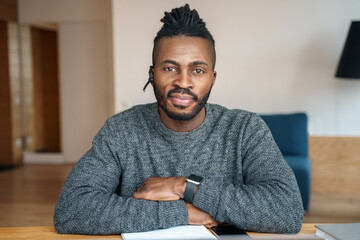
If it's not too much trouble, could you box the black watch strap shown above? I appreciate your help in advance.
[184,174,203,203]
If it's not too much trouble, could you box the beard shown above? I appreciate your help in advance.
[153,83,212,121]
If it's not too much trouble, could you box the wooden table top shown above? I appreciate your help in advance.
[0,223,320,239]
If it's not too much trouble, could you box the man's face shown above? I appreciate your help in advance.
[152,36,217,121]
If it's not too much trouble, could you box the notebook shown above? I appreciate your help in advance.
[315,223,360,240]
[121,225,218,240]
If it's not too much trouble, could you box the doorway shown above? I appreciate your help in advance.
[29,26,61,153]
[21,24,61,155]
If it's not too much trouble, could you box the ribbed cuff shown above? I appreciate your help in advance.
[158,200,188,229]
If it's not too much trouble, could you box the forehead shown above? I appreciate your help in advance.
[155,36,213,65]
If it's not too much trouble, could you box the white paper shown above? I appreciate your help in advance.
[121,225,217,240]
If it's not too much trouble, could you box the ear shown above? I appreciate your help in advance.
[211,71,217,86]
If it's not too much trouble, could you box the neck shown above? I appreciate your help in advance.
[158,106,206,132]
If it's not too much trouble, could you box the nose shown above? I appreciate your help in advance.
[174,71,193,89]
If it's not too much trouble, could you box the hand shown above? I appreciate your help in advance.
[132,177,187,201]
[186,202,218,228]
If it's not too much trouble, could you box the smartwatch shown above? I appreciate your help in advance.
[184,174,203,203]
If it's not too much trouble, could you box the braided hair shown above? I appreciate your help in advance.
[152,4,216,69]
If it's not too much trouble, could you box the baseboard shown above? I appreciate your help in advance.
[24,152,64,164]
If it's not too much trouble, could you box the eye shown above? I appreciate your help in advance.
[193,68,205,74]
[164,67,176,72]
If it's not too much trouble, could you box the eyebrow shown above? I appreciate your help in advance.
[191,61,209,67]
[161,59,178,65]
[160,59,209,67]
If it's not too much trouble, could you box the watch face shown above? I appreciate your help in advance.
[188,174,203,183]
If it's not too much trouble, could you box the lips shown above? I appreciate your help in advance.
[169,93,195,107]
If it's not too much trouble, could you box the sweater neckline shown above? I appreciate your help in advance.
[151,103,212,141]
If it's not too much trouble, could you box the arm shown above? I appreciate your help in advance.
[53,119,187,235]
[132,177,218,228]
[191,113,303,233]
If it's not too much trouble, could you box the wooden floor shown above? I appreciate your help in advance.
[0,164,359,227]
[0,164,72,227]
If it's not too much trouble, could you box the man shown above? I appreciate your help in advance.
[54,4,303,235]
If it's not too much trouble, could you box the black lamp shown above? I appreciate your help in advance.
[335,21,360,79]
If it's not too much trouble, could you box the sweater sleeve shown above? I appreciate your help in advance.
[192,113,304,234]
[53,118,188,235]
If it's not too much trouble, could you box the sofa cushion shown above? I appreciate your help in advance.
[284,155,311,211]
[260,113,308,156]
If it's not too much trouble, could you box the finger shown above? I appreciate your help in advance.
[132,191,141,198]
[205,221,217,228]
[133,190,146,199]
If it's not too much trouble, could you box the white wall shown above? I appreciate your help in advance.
[58,22,111,162]
[112,0,360,136]
[19,0,114,163]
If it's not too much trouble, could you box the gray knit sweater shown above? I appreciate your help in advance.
[54,103,303,235]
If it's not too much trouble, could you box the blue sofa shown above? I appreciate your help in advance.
[260,113,311,211]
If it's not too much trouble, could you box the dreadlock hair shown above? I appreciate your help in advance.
[152,4,216,69]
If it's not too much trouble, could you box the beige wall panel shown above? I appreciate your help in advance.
[309,136,360,195]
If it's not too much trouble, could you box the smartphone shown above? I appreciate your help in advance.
[212,224,247,235]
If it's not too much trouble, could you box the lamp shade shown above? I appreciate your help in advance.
[335,21,360,79]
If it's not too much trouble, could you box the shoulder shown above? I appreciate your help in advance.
[206,103,270,142]
[107,103,156,126]
[97,103,157,138]
[207,103,264,128]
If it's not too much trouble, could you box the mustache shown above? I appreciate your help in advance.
[167,87,198,101]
